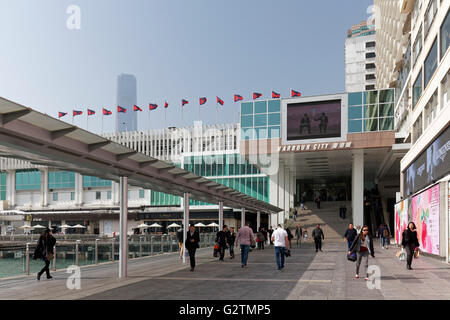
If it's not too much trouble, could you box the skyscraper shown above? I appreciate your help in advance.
[116,74,137,132]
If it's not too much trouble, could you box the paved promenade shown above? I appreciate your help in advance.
[1,239,450,300]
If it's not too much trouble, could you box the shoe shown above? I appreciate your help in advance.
[190,268,194,272]
[355,274,359,278]
[242,265,245,268]
[37,273,41,281]
[320,249,323,252]
[407,266,412,270]
[364,277,369,281]
[46,275,53,279]
[316,250,318,252]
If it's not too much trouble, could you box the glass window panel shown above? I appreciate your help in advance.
[241,115,253,128]
[139,189,145,198]
[241,128,254,140]
[348,106,362,119]
[364,104,378,118]
[241,102,253,115]
[441,10,450,60]
[53,193,58,201]
[71,192,75,201]
[378,89,394,103]
[348,92,362,106]
[268,126,280,138]
[379,103,394,117]
[254,114,267,127]
[413,70,423,108]
[268,113,280,126]
[364,90,378,104]
[424,38,438,88]
[379,117,394,131]
[348,120,362,133]
[254,101,267,114]
[252,178,258,198]
[268,100,281,112]
[240,178,246,192]
[364,118,379,132]
[246,178,252,195]
[256,127,268,139]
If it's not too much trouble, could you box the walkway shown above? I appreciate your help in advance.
[1,238,450,300]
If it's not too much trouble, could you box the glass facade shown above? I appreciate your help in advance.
[347,89,395,133]
[424,38,438,88]
[441,9,450,60]
[241,99,281,140]
[16,170,41,191]
[83,176,112,188]
[413,70,423,108]
[49,171,75,189]
[0,172,6,200]
[151,191,180,206]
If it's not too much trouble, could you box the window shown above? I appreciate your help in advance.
[53,193,58,201]
[412,114,423,142]
[413,26,422,64]
[139,189,145,199]
[365,63,375,70]
[413,70,423,108]
[424,90,438,130]
[424,38,438,88]
[107,191,112,200]
[71,192,75,201]
[83,176,111,188]
[16,170,41,190]
[366,74,376,80]
[441,71,450,111]
[0,172,6,201]
[96,191,101,200]
[424,0,438,37]
[366,41,375,48]
[241,102,253,115]
[365,85,375,90]
[366,52,376,59]
[441,9,450,60]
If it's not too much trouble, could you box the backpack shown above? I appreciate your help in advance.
[382,228,389,238]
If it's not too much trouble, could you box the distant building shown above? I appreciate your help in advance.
[345,21,376,92]
[116,74,137,132]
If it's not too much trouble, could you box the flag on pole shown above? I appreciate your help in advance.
[164,101,169,108]
[87,109,95,116]
[58,112,67,118]
[117,106,127,113]
[149,103,158,110]
[182,99,189,106]
[253,92,262,100]
[272,91,281,99]
[217,97,224,106]
[199,97,207,105]
[291,89,302,97]
[133,105,142,112]
[234,94,243,102]
[73,110,83,117]
[102,108,112,115]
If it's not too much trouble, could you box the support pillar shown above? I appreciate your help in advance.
[352,150,364,228]
[119,176,128,278]
[40,168,48,207]
[257,211,261,231]
[6,170,15,208]
[75,173,83,206]
[183,193,189,264]
[241,208,245,229]
[218,201,223,231]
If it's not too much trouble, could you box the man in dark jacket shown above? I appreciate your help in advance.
[285,228,293,248]
[344,223,357,250]
[34,228,56,280]
[295,224,303,247]
[185,224,200,271]
[216,225,229,261]
[312,224,324,252]
[268,227,274,245]
[227,227,236,259]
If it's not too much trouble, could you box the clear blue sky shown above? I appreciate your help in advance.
[0,0,372,133]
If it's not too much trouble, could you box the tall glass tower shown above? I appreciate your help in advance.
[116,74,137,132]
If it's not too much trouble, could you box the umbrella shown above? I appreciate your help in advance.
[61,224,73,228]
[32,224,46,229]
[19,225,33,229]
[194,223,206,227]
[207,223,219,227]
[149,223,162,228]
[137,223,149,228]
[72,224,86,228]
[167,223,181,228]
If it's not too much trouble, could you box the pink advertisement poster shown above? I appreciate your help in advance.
[394,199,409,245]
[411,184,440,255]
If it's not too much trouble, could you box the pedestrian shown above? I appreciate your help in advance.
[285,227,293,248]
[268,226,274,245]
[300,197,305,210]
[236,222,255,268]
[348,225,375,280]
[343,223,358,250]
[271,224,289,271]
[303,228,308,241]
[33,228,56,280]
[295,224,303,246]
[262,227,268,246]
[312,224,324,252]
[177,228,184,260]
[401,222,420,270]
[227,227,236,259]
[216,225,229,261]
[380,223,390,249]
[342,205,347,219]
[256,227,266,250]
[293,208,297,221]
[315,196,321,209]
[185,224,200,271]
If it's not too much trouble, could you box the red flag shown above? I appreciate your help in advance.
[216,97,224,106]
[87,109,95,116]
[199,97,207,105]
[58,112,67,118]
[133,105,142,112]
[73,110,83,116]
[117,106,127,113]
[272,91,281,99]
[291,89,302,97]
[182,99,189,106]
[253,92,262,100]
[103,108,112,115]
[149,103,158,110]
[164,101,168,108]
[234,94,243,102]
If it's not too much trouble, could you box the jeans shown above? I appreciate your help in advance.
[296,236,301,246]
[229,244,234,257]
[381,237,389,247]
[275,246,285,270]
[356,251,369,277]
[240,245,250,266]
[188,248,197,269]
[347,240,353,250]
[314,238,322,251]
[38,259,51,278]
[406,245,414,268]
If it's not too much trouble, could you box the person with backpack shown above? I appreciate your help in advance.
[33,228,56,280]
[312,224,324,252]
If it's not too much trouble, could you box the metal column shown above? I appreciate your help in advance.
[241,208,245,229]
[183,193,189,264]
[119,176,128,278]
[257,211,261,231]
[219,201,223,231]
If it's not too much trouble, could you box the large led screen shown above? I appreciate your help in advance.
[286,99,341,140]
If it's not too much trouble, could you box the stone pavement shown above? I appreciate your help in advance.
[1,238,450,300]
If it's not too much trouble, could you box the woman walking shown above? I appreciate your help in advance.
[401,222,420,270]
[348,225,375,280]
[33,228,56,280]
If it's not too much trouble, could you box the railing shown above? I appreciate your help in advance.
[0,233,216,279]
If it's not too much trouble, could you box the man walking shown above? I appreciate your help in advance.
[268,226,274,245]
[216,225,229,261]
[236,222,255,268]
[295,224,303,247]
[227,227,236,259]
[312,224,325,252]
[271,224,289,271]
[185,224,200,271]
[344,223,357,250]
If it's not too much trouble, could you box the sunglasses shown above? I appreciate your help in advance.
[363,229,369,231]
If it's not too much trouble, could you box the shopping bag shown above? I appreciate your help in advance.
[397,248,406,261]
[347,252,357,262]
[414,249,420,259]
[213,244,219,257]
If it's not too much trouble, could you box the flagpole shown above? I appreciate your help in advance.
[148,108,150,130]
[86,110,89,132]
[102,114,104,134]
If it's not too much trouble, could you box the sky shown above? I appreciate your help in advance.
[0,0,373,133]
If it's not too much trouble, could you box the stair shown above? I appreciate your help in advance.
[285,201,353,240]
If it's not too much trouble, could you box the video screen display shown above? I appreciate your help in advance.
[286,99,341,141]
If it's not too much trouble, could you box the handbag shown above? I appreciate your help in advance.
[250,238,256,248]
[396,248,406,261]
[46,251,54,261]
[414,248,420,259]
[213,243,219,257]
[347,252,357,262]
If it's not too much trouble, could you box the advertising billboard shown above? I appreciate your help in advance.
[394,199,410,245]
[411,184,440,255]
[286,99,341,141]
[404,125,450,196]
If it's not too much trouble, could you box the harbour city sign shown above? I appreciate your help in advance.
[278,141,353,153]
